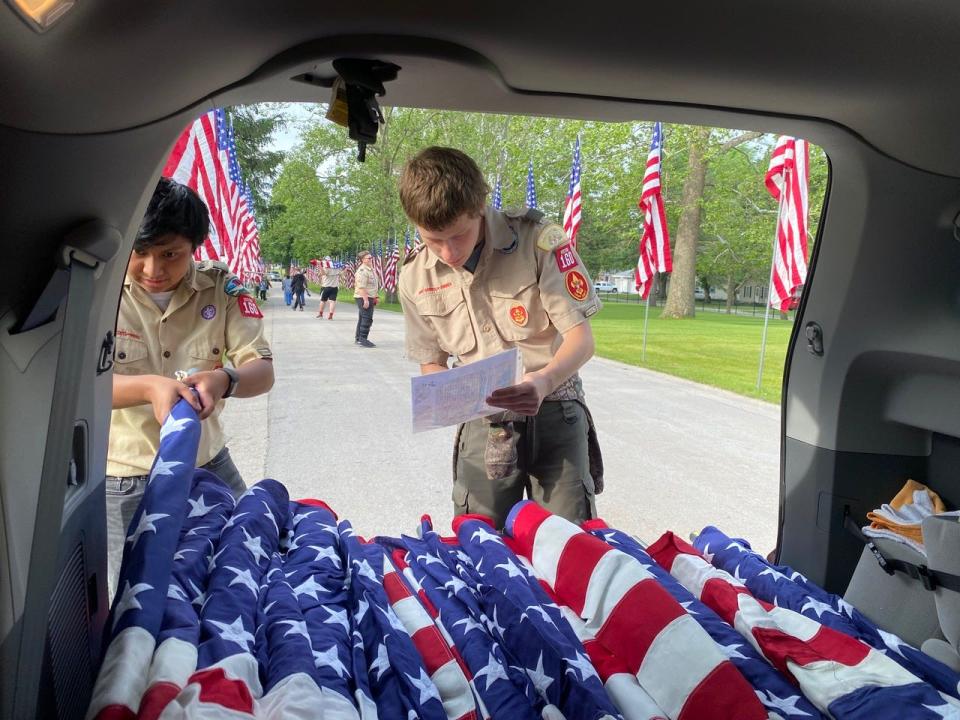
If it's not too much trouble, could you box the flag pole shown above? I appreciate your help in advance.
[755,227,780,391]
[642,274,655,363]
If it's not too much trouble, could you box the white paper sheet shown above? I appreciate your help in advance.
[410,348,523,432]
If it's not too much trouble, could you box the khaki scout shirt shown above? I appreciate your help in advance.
[108,261,273,476]
[321,267,341,288]
[398,206,601,373]
[354,264,379,297]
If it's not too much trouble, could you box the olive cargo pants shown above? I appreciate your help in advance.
[453,399,597,529]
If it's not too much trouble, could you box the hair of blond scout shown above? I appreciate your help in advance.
[399,147,490,230]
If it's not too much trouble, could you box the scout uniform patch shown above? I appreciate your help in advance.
[224,276,248,297]
[555,242,577,272]
[510,304,529,327]
[565,270,589,301]
[237,294,263,318]
[201,304,216,320]
[536,224,567,251]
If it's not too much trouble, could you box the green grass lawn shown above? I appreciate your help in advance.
[321,286,791,403]
[590,303,791,403]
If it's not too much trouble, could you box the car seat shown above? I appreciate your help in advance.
[920,514,960,671]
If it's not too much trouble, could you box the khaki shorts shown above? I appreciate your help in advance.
[453,400,596,529]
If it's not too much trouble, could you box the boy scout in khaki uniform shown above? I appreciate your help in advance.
[107,178,274,586]
[398,147,604,529]
[353,250,379,347]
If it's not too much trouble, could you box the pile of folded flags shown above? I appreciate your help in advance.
[87,401,960,719]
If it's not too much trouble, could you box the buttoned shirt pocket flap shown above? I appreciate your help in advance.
[114,336,148,369]
[414,289,476,356]
[488,275,549,340]
[188,340,222,370]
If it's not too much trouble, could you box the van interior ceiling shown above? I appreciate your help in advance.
[5,2,960,718]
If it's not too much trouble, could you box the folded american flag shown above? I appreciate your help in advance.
[88,400,960,719]
[649,531,960,718]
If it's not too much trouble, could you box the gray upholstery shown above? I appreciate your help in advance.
[844,537,941,648]
[922,514,960,669]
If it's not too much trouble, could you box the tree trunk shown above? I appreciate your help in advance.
[662,126,710,318]
[725,276,735,313]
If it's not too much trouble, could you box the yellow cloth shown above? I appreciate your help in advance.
[864,479,946,549]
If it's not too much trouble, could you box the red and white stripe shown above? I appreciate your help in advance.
[381,553,478,720]
[764,136,809,312]
[647,532,942,716]
[383,247,400,293]
[163,112,264,283]
[506,502,766,720]
[635,124,672,300]
[164,113,230,265]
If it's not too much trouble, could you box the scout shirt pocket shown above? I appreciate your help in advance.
[488,273,549,342]
[414,287,477,357]
[188,339,225,372]
[113,335,149,374]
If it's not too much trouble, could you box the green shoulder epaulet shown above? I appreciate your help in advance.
[503,205,545,222]
[196,259,231,274]
[403,245,425,265]
[524,207,545,223]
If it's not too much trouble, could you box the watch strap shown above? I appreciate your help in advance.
[220,366,239,398]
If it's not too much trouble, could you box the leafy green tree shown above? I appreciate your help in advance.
[229,104,287,223]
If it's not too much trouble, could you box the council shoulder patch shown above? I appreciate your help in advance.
[509,304,528,327]
[236,294,263,319]
[223,276,248,297]
[565,270,589,301]
[536,224,567,252]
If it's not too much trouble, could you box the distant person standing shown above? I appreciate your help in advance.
[290,268,307,311]
[316,259,341,320]
[282,271,293,306]
[353,251,379,347]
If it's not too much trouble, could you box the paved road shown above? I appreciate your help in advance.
[222,297,780,552]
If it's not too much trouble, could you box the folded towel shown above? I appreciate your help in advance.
[862,479,949,556]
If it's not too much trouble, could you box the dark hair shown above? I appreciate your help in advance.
[134,177,210,251]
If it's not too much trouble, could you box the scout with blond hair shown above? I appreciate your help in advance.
[398,146,605,529]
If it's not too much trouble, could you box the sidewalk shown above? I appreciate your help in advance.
[222,295,780,550]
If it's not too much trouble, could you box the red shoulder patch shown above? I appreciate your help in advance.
[555,242,578,272]
[237,294,263,318]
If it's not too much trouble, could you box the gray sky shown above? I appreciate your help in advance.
[268,102,318,153]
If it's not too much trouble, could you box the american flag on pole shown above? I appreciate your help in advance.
[342,258,355,289]
[383,244,399,293]
[562,136,583,248]
[492,175,503,211]
[635,122,672,300]
[372,241,385,287]
[163,109,263,284]
[525,160,538,209]
[764,136,810,311]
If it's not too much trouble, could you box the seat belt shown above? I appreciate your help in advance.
[843,508,960,593]
[13,223,118,718]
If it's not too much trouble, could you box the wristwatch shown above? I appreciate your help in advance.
[219,367,239,398]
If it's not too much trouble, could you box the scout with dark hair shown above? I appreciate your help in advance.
[106,177,275,592]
